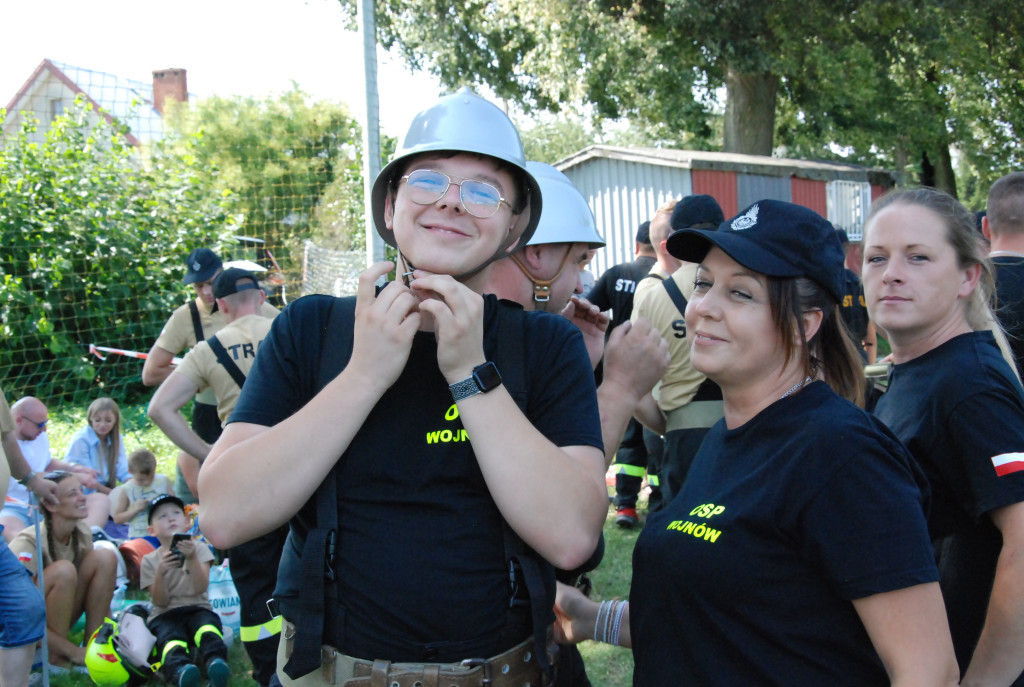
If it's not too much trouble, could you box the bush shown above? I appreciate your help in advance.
[0,98,232,405]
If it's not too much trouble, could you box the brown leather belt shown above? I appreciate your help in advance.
[283,620,548,687]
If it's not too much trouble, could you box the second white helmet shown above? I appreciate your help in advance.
[524,162,604,249]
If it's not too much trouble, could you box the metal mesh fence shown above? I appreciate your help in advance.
[302,240,365,298]
[1,61,367,406]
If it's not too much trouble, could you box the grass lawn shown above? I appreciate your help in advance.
[41,404,260,685]
[40,404,642,687]
[576,506,640,686]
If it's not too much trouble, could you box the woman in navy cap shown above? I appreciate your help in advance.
[555,200,958,686]
[863,187,1024,685]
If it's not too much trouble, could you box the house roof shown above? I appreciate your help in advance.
[4,59,186,145]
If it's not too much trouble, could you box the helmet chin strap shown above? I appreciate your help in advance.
[510,244,574,304]
[398,222,523,285]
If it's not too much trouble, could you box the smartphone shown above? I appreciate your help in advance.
[170,533,190,550]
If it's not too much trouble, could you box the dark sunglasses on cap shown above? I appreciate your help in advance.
[42,470,73,481]
[400,169,511,219]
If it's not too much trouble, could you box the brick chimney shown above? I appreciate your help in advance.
[152,68,187,114]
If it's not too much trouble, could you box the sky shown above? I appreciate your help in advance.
[0,0,442,137]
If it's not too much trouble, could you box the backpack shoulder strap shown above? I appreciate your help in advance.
[494,304,527,408]
[662,276,688,316]
[188,300,205,343]
[315,296,357,393]
[206,335,247,388]
[494,306,556,680]
[284,295,356,680]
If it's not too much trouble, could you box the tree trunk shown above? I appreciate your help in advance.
[917,67,957,197]
[723,68,778,155]
[919,146,958,198]
[932,144,957,198]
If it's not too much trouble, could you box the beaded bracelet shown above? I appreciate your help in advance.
[593,600,611,644]
[594,600,628,646]
[610,600,627,646]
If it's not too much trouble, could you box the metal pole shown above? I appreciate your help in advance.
[358,0,385,269]
[30,492,49,687]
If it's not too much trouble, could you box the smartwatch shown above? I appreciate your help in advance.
[449,362,503,402]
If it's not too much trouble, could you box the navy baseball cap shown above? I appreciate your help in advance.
[666,199,846,305]
[635,221,652,245]
[213,267,261,300]
[183,248,223,285]
[148,494,186,524]
[670,194,724,232]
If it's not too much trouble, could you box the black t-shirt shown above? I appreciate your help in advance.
[874,331,1024,678]
[631,382,937,686]
[587,256,656,331]
[839,268,870,342]
[229,293,603,662]
[994,257,1024,369]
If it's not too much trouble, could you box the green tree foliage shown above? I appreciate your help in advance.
[519,114,685,165]
[343,0,1024,197]
[361,0,715,149]
[520,117,601,165]
[0,99,231,404]
[162,88,364,270]
[940,1,1024,208]
[310,133,398,253]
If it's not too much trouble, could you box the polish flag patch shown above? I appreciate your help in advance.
[17,551,32,563]
[992,453,1024,477]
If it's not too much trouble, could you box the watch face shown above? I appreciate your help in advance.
[473,362,503,391]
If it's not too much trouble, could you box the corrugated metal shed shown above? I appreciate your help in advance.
[691,169,738,217]
[791,177,828,217]
[556,145,895,274]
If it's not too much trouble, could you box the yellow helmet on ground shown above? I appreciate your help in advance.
[85,611,157,686]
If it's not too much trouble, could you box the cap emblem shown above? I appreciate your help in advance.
[732,204,759,231]
[191,261,201,271]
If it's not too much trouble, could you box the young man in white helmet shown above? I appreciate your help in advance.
[485,162,604,314]
[199,90,608,687]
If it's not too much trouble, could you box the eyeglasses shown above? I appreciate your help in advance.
[21,416,47,429]
[400,169,511,219]
[43,470,72,481]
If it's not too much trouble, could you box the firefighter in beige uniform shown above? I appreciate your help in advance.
[631,195,725,506]
[148,267,282,686]
[142,249,277,504]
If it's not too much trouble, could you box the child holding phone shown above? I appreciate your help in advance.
[141,495,228,687]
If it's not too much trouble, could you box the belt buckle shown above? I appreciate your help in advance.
[266,598,280,618]
[460,658,492,686]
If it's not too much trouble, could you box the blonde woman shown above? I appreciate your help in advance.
[65,397,128,528]
[864,187,1024,686]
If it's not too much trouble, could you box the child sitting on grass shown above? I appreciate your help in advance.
[141,494,228,687]
[65,397,130,529]
[112,449,171,541]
